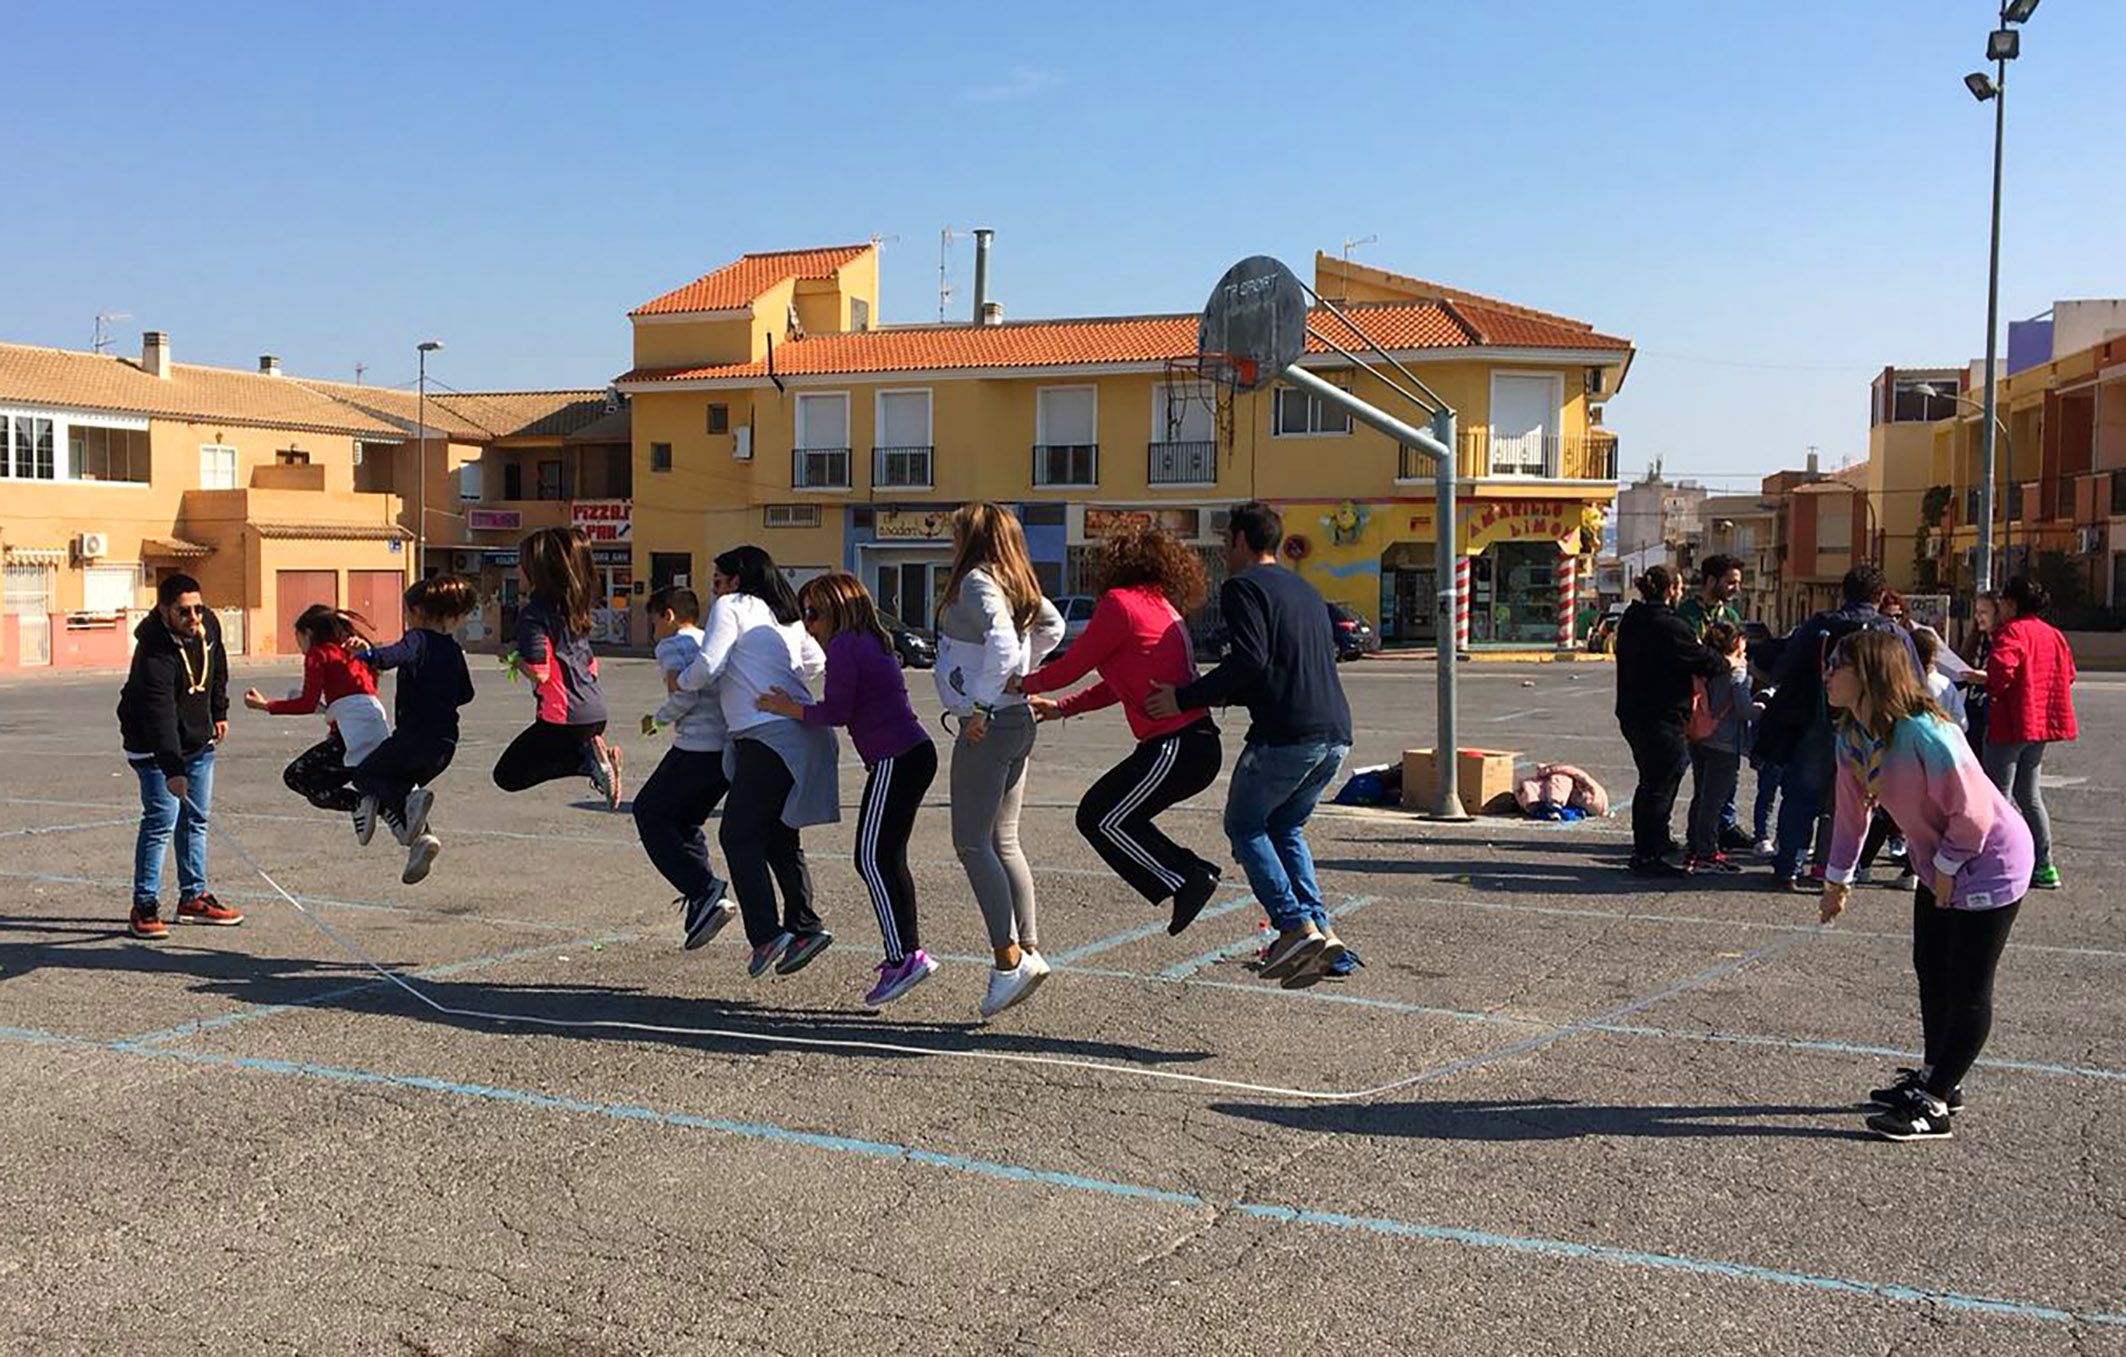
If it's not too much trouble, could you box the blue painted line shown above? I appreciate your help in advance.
[1048,894,1256,965]
[1161,895,1378,981]
[3,1022,2117,1329]
[0,866,579,934]
[1588,1023,2126,1085]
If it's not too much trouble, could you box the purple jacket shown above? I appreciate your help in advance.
[801,630,929,766]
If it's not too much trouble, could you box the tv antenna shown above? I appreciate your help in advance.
[938,226,962,322]
[1341,234,1378,261]
[92,311,131,353]
[354,362,368,386]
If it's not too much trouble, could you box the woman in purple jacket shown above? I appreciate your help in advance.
[758,572,938,1007]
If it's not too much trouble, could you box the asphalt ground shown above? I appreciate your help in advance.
[1,654,2121,1355]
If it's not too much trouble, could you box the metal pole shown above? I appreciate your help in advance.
[1976,42,2007,595]
[416,347,427,579]
[1279,364,1468,819]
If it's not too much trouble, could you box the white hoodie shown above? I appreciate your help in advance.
[932,567,1065,717]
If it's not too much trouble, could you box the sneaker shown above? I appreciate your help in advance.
[1168,867,1221,936]
[176,893,244,927]
[1282,937,1346,991]
[128,905,169,941]
[1719,825,1755,853]
[585,746,616,806]
[681,884,735,950]
[1260,928,1327,981]
[402,787,435,843]
[353,795,379,847]
[978,955,1047,1019]
[381,806,411,847]
[1695,853,1743,875]
[1807,863,1826,881]
[1852,866,1874,887]
[1781,876,1818,895]
[1868,1067,1965,1113]
[1866,1096,1953,1142]
[1322,946,1364,979]
[775,929,834,975]
[748,932,794,979]
[1753,837,1776,857]
[1890,869,1919,892]
[865,950,938,1007]
[402,834,442,885]
[2032,864,2062,890]
[1627,857,1689,880]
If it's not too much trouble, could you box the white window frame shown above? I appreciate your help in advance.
[794,391,851,451]
[0,405,151,487]
[1270,381,1353,438]
[199,443,239,491]
[1035,385,1099,488]
[873,388,934,489]
[1485,371,1564,478]
[81,563,144,614]
[793,391,852,492]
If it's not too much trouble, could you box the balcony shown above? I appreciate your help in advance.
[872,445,934,490]
[792,447,852,490]
[1396,429,1614,481]
[1033,443,1098,489]
[1147,440,1216,486]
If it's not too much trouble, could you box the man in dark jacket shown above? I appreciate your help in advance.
[117,573,242,939]
[1614,565,1730,876]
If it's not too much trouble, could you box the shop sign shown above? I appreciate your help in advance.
[591,547,631,566]
[571,499,632,542]
[483,550,520,567]
[1463,498,1579,553]
[875,508,956,541]
[467,508,522,532]
[1084,507,1202,539]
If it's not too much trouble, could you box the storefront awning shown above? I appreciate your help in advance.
[2,545,67,564]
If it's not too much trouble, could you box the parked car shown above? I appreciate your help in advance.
[878,612,935,670]
[1327,602,1381,661]
[1587,605,1626,654]
[1049,595,1098,658]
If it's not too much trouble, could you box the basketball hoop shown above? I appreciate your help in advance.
[1196,255,1307,393]
[1165,351,1256,393]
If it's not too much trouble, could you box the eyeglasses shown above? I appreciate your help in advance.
[172,604,207,617]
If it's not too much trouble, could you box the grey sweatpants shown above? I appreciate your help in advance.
[950,704,1040,951]
[1981,738,2053,869]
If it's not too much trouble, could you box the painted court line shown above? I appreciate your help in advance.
[0,1024,2116,1330]
[0,866,580,934]
[1048,894,1258,965]
[1161,895,1379,980]
[0,816,138,840]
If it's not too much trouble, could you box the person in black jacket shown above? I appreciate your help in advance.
[1613,565,1729,876]
[116,573,241,939]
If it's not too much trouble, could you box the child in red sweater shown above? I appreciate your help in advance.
[1019,524,1224,935]
[244,604,391,841]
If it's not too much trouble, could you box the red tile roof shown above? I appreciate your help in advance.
[630,245,874,317]
[617,300,1630,386]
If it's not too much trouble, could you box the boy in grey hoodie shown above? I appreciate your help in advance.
[632,587,735,948]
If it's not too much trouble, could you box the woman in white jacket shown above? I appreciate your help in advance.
[674,546,838,979]
[934,503,1065,1019]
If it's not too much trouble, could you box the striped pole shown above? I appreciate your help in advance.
[1554,551,1577,650]
[1453,555,1471,652]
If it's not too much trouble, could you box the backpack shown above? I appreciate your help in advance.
[1686,674,1731,743]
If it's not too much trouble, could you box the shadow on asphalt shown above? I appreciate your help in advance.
[1210,1096,1871,1142]
[1311,857,1774,897]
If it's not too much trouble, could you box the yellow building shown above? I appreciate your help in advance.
[615,245,1633,648]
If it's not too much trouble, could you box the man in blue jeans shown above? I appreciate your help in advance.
[117,573,243,939]
[1148,502,1353,987]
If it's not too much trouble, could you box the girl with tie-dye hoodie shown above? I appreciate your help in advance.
[1819,630,2033,1144]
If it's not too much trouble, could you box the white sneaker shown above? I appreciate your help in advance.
[978,956,1048,1020]
[402,787,434,843]
[1753,837,1775,857]
[353,796,379,847]
[402,834,442,885]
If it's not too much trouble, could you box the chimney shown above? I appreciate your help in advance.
[1805,451,1820,477]
[980,301,1004,327]
[141,331,171,380]
[258,354,281,377]
[971,227,993,322]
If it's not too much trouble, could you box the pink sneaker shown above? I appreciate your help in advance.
[864,950,938,1007]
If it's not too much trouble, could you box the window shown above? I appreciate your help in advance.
[650,551,692,591]
[458,463,481,500]
[198,443,238,490]
[82,564,140,613]
[1019,502,1066,528]
[67,425,150,483]
[355,444,396,494]
[850,298,870,332]
[503,461,523,500]
[874,389,933,488]
[765,504,821,529]
[793,392,851,489]
[536,460,565,500]
[651,441,673,472]
[275,449,311,466]
[1273,383,1351,436]
[706,405,728,435]
[1035,387,1098,487]
[2,416,54,480]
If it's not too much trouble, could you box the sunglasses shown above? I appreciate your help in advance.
[172,604,207,617]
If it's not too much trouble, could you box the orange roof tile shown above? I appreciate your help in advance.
[617,300,1629,386]
[630,245,874,317]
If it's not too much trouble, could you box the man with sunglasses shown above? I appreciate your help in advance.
[117,573,242,939]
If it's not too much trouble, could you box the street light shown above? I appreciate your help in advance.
[1963,0,2039,595]
[1914,382,2016,577]
[415,340,444,578]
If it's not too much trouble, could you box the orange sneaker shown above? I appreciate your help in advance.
[176,893,244,927]
[128,906,170,941]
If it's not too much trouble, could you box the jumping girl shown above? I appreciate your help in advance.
[1018,521,1223,934]
[674,545,839,979]
[934,502,1065,1020]
[1820,629,2033,1142]
[757,572,938,1007]
[243,604,390,840]
[493,527,621,808]
[348,574,478,885]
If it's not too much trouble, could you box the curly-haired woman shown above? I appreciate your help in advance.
[1019,522,1225,935]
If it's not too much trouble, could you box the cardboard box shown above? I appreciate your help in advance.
[1402,747,1519,814]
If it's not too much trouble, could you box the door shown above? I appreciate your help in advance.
[1393,568,1437,643]
[3,564,54,665]
[1489,373,1558,476]
[274,570,339,656]
[349,570,405,634]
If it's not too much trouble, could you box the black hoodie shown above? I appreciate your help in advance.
[117,609,229,778]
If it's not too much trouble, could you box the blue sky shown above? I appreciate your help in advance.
[4,1,2120,484]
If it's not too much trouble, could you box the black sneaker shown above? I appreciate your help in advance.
[1628,857,1688,879]
[681,884,735,950]
[1866,1098,1953,1142]
[1168,867,1221,936]
[1868,1067,1964,1113]
[1718,824,1755,853]
[774,929,834,976]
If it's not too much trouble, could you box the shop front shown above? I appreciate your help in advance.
[572,499,634,646]
[852,506,958,629]
[1458,498,1599,648]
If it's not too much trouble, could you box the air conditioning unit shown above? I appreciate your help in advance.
[75,532,109,561]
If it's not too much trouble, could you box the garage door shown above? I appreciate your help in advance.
[349,570,405,636]
[3,564,53,665]
[274,570,338,656]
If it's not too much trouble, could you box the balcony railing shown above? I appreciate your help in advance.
[1396,429,1614,481]
[873,445,934,489]
[1033,443,1098,488]
[792,447,852,490]
[1147,440,1216,486]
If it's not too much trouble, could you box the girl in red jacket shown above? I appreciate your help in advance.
[1981,576,2077,889]
[243,604,391,841]
[1018,523,1225,936]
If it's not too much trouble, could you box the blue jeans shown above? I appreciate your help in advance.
[1771,726,1832,881]
[1751,759,1784,843]
[1222,740,1347,933]
[132,749,215,907]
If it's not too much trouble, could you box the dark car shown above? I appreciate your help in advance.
[878,612,935,669]
[1327,602,1381,661]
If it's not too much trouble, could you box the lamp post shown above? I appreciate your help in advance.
[1963,0,2040,595]
[1914,383,2014,586]
[415,340,444,578]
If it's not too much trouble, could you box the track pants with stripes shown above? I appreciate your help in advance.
[854,737,938,963]
[1075,718,1222,903]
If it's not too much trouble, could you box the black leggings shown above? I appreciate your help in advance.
[492,720,605,792]
[1621,718,1688,863]
[285,731,361,813]
[1912,886,2021,1097]
[1075,719,1222,903]
[854,739,937,963]
[719,738,820,948]
[353,731,457,822]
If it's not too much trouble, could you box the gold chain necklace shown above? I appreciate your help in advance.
[172,625,213,695]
